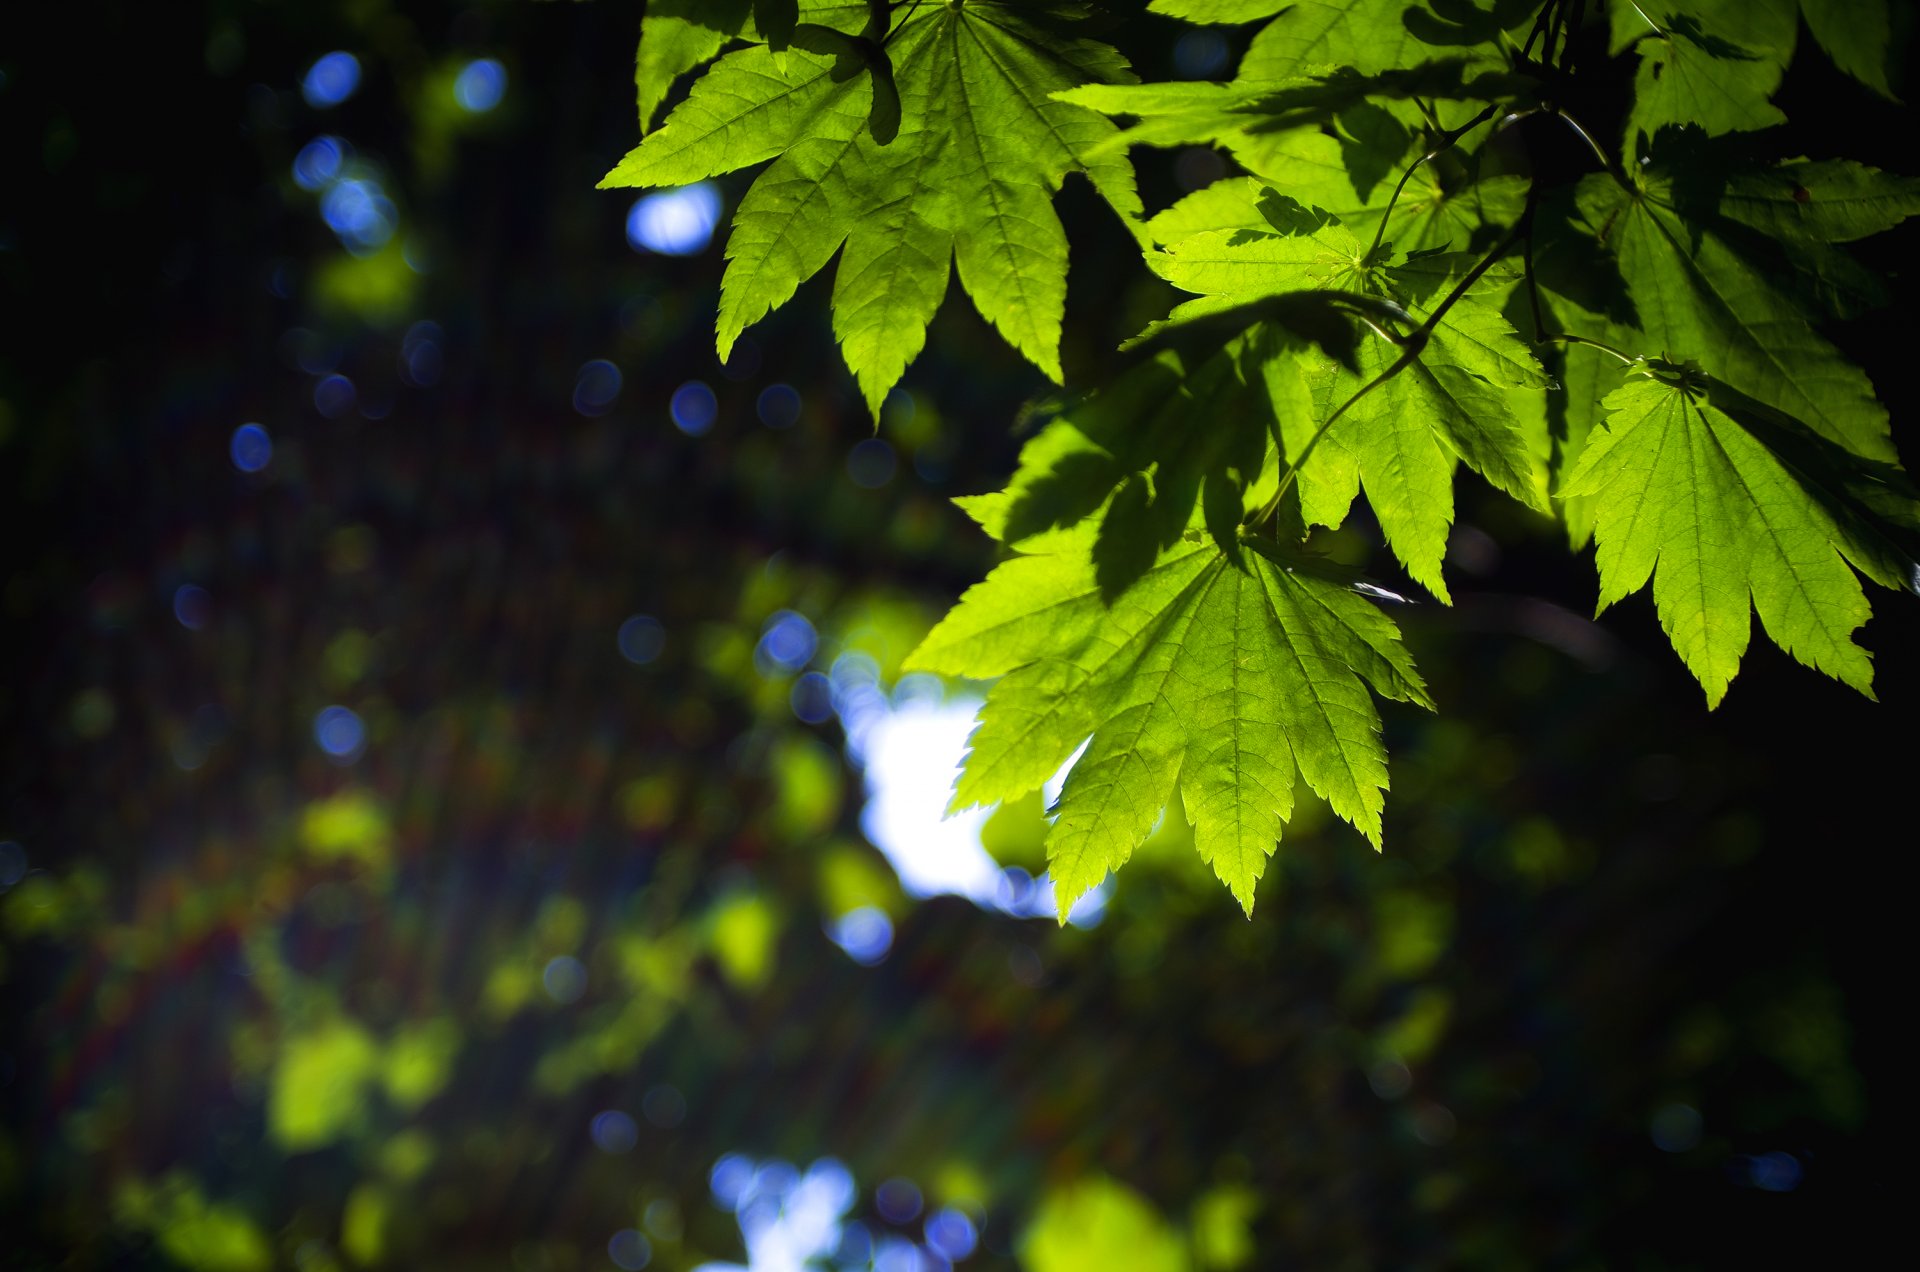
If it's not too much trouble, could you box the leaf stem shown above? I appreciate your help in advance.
[1541,332,1636,363]
[1258,225,1524,529]
[1550,108,1614,172]
[885,0,927,46]
[1366,103,1501,262]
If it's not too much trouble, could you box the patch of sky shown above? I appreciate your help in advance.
[628,184,723,256]
[844,676,1107,924]
[695,1156,863,1272]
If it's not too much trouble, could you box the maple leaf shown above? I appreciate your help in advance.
[602,0,1144,417]
[1797,0,1898,98]
[1562,361,1919,704]
[1146,0,1290,22]
[1608,0,1798,144]
[905,519,1431,918]
[633,0,753,134]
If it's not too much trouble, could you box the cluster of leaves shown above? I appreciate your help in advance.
[606,0,1920,918]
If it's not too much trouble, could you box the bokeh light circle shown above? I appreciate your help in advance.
[312,705,366,761]
[924,1207,978,1260]
[875,1177,923,1224]
[607,1228,652,1270]
[172,584,211,631]
[314,374,357,418]
[292,136,346,190]
[848,438,897,488]
[453,58,507,112]
[543,955,587,1003]
[829,906,894,966]
[590,1109,639,1154]
[618,614,665,665]
[574,359,623,416]
[0,842,26,888]
[670,381,718,436]
[230,423,273,472]
[756,611,817,675]
[756,383,802,429]
[791,671,833,723]
[302,51,361,108]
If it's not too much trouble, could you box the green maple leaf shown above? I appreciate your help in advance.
[1717,159,1920,245]
[904,521,1431,917]
[1612,0,1799,145]
[1149,194,1550,600]
[602,0,1144,416]
[1146,0,1289,23]
[1234,0,1460,83]
[1562,362,1918,704]
[634,0,753,134]
[1798,0,1899,99]
[1575,163,1898,464]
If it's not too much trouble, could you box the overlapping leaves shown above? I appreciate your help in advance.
[605,0,1144,415]
[1145,188,1550,600]
[1542,135,1920,701]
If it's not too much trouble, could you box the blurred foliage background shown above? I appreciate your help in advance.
[1,2,1914,1269]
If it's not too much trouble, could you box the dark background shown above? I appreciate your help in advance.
[2,1,1914,1268]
